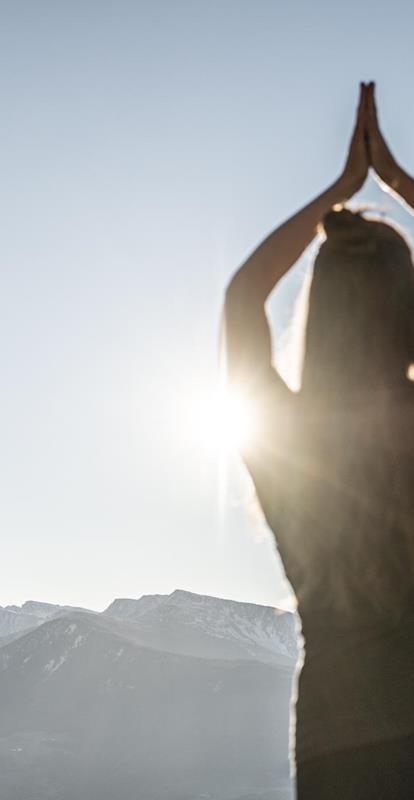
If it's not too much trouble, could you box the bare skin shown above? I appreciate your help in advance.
[224,83,414,389]
[366,81,414,209]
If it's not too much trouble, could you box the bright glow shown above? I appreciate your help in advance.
[185,382,256,456]
[215,388,255,453]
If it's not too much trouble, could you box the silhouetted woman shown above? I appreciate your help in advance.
[222,82,414,799]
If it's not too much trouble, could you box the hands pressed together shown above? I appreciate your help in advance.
[224,82,414,310]
[340,82,401,199]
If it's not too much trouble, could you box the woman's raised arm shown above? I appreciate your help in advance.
[222,85,369,394]
[225,84,369,304]
[366,82,414,210]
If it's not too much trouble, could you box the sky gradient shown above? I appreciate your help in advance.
[2,0,414,610]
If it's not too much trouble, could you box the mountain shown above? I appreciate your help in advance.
[0,591,298,800]
[105,590,297,663]
[0,601,92,639]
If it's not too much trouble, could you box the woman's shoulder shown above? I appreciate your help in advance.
[239,376,414,476]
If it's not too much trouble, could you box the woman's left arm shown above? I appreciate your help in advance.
[223,84,369,393]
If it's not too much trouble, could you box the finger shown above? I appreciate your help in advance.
[349,84,368,152]
[361,85,369,127]
[367,81,379,128]
[357,82,366,119]
[351,84,364,138]
[356,83,369,130]
[370,82,378,122]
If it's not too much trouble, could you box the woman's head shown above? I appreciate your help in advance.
[301,208,414,397]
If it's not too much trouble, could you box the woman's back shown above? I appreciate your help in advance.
[242,377,414,763]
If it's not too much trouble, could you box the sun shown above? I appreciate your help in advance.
[189,383,255,456]
[215,387,255,452]
[182,377,256,457]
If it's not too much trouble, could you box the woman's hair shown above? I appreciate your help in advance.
[295,208,414,619]
[237,208,414,619]
[301,208,414,397]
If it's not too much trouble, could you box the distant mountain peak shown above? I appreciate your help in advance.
[0,600,92,640]
[104,594,167,620]
[104,589,297,662]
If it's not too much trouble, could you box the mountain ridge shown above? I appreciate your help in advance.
[1,590,298,663]
[0,589,296,799]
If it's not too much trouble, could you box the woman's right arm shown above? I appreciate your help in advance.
[367,82,414,210]
[391,168,414,210]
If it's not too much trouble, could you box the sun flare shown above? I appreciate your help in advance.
[190,384,255,456]
[216,388,254,452]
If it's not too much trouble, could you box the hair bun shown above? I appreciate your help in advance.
[323,208,363,236]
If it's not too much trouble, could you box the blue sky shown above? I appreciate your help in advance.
[2,0,414,610]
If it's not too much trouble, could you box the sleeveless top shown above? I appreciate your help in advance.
[240,377,414,765]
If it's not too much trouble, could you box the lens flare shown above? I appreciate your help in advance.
[187,382,255,456]
[217,388,254,452]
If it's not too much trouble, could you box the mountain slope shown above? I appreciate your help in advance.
[0,593,297,799]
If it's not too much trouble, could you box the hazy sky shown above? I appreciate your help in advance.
[2,0,414,611]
